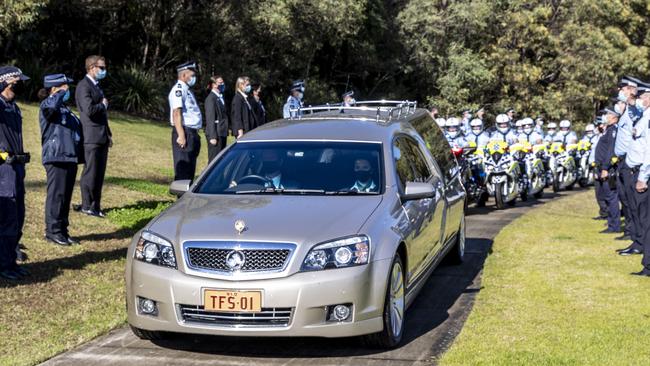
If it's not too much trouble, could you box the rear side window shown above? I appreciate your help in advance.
[411,115,458,181]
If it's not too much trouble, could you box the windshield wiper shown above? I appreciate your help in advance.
[235,188,326,195]
[325,189,377,195]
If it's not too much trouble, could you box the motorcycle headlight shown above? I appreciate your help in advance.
[301,235,370,271]
[134,231,177,269]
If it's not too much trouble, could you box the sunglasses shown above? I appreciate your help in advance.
[95,65,106,70]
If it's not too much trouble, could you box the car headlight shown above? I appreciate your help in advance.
[301,235,370,271]
[134,231,177,269]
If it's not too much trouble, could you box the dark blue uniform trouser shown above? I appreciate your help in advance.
[601,179,621,232]
[45,162,78,237]
[617,163,632,236]
[626,167,648,254]
[0,163,25,271]
[594,179,608,217]
[172,127,201,182]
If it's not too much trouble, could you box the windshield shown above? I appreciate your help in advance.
[195,141,383,195]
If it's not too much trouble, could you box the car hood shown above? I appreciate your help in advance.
[148,194,383,247]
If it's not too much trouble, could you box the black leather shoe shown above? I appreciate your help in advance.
[600,228,622,234]
[0,269,21,280]
[46,234,71,246]
[616,246,632,253]
[592,216,607,220]
[631,270,650,277]
[66,236,80,245]
[618,248,642,256]
[81,209,106,218]
[14,266,30,277]
[615,235,631,241]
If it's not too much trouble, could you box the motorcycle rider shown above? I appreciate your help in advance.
[515,119,524,135]
[445,117,468,148]
[582,123,596,142]
[466,118,490,147]
[544,122,558,143]
[490,113,518,145]
[553,120,578,145]
[518,117,544,144]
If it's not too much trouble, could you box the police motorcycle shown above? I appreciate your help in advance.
[482,140,523,209]
[576,139,595,187]
[452,141,489,207]
[511,141,547,199]
[548,142,578,192]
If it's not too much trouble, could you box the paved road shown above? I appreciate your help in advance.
[42,191,574,366]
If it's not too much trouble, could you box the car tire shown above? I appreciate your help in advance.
[362,253,405,349]
[444,217,466,265]
[130,325,166,341]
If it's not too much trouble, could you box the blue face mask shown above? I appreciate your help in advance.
[187,76,196,87]
[635,99,646,112]
[244,85,252,94]
[96,69,107,80]
[62,90,70,102]
[218,84,225,93]
[617,90,627,102]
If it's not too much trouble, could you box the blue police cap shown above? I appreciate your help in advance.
[636,81,650,96]
[176,61,197,73]
[618,76,641,88]
[600,107,620,117]
[290,79,305,92]
[0,66,30,83]
[44,74,73,88]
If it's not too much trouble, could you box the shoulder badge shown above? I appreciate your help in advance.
[175,90,182,97]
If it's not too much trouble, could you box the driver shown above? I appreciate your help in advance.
[261,150,287,189]
[350,158,377,192]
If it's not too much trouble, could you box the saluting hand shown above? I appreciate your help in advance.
[177,134,186,148]
[636,180,648,193]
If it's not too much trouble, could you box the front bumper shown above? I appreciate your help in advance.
[126,258,391,338]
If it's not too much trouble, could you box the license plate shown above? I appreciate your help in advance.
[203,290,262,313]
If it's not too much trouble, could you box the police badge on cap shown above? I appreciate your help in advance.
[176,61,198,73]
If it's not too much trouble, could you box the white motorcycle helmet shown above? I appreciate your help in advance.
[435,118,446,128]
[559,119,571,135]
[445,117,461,138]
[515,119,524,133]
[469,118,483,134]
[585,123,595,137]
[495,113,510,133]
[547,122,558,135]
[522,117,534,134]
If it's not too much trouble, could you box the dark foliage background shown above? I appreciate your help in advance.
[2,0,650,127]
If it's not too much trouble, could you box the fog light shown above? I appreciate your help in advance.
[137,297,158,316]
[327,303,352,322]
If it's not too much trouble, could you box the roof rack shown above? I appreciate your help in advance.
[289,100,418,123]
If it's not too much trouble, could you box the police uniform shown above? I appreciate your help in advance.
[552,131,578,145]
[40,74,83,245]
[489,128,518,145]
[169,62,202,182]
[518,131,544,144]
[282,80,304,119]
[446,134,468,148]
[589,130,608,219]
[466,131,490,147]
[620,84,650,257]
[595,109,621,233]
[0,66,30,280]
[636,101,650,274]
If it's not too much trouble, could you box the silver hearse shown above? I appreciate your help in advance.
[126,101,466,348]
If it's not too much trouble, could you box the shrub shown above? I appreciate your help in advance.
[105,65,166,120]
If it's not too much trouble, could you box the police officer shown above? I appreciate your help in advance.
[0,66,30,280]
[544,122,558,143]
[490,113,518,145]
[553,120,578,145]
[445,117,468,148]
[618,82,650,257]
[613,77,642,245]
[590,118,608,220]
[518,117,544,144]
[39,74,83,246]
[534,117,545,136]
[466,118,490,147]
[282,80,304,119]
[460,109,472,134]
[168,61,202,182]
[633,88,650,276]
[595,108,622,234]
[342,90,356,107]
[435,117,446,129]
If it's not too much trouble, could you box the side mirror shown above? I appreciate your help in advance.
[402,181,435,201]
[170,180,191,197]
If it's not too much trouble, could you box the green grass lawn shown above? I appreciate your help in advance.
[0,103,211,366]
[440,191,650,365]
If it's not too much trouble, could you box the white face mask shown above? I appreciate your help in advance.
[497,126,509,134]
[523,127,533,134]
[447,130,459,138]
[548,129,556,135]
[472,128,482,135]
[614,103,624,115]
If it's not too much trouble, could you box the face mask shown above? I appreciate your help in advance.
[548,129,556,135]
[617,90,627,102]
[560,130,568,136]
[523,127,533,134]
[635,99,646,112]
[472,128,482,135]
[586,132,594,138]
[62,90,71,102]
[614,103,624,114]
[497,126,509,134]
[297,92,304,100]
[355,170,372,183]
[447,130,458,138]
[96,69,107,80]
[187,76,196,87]
[217,84,225,93]
[244,85,252,94]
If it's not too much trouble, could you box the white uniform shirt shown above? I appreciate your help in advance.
[517,131,544,144]
[283,96,302,119]
[168,80,202,129]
